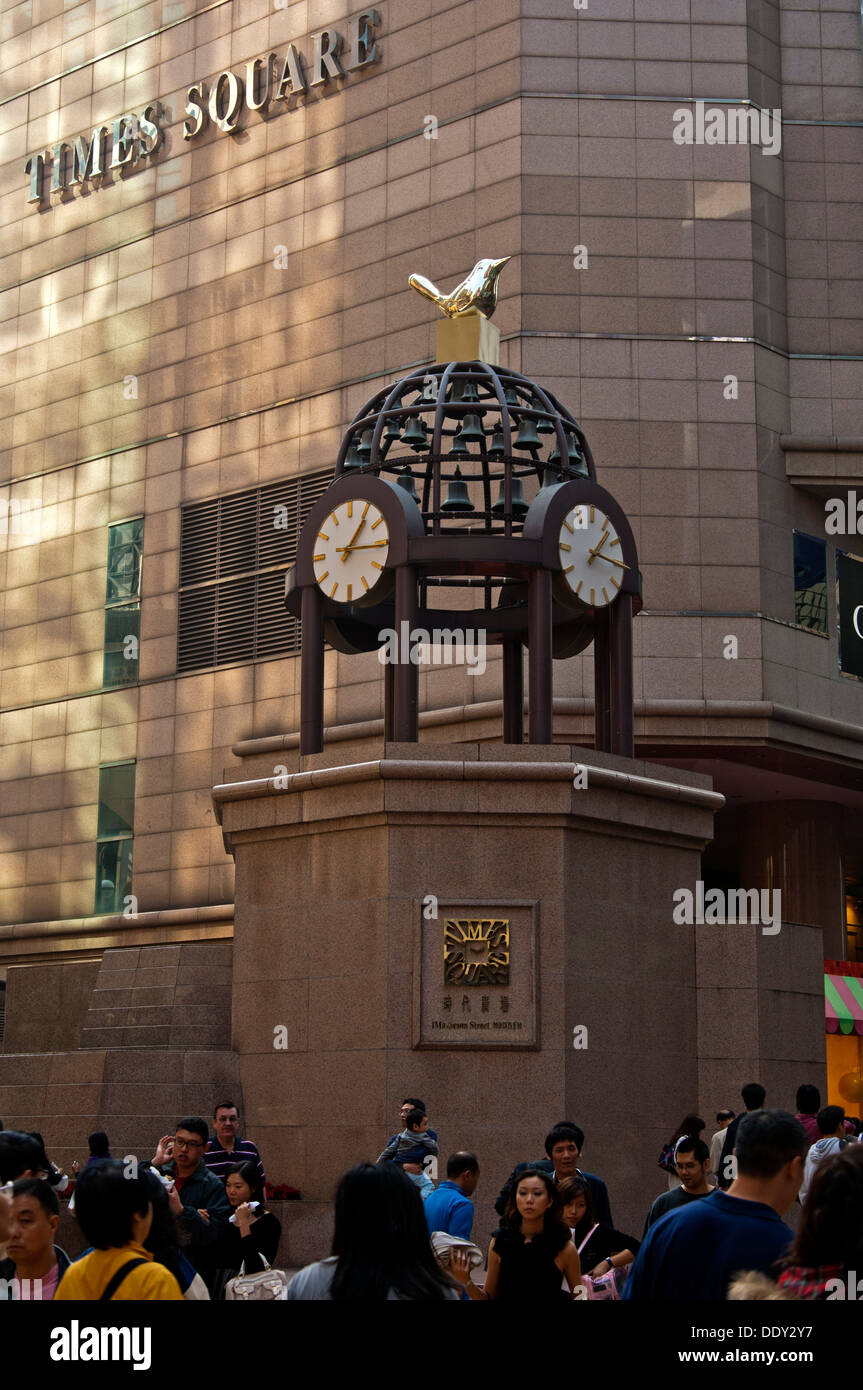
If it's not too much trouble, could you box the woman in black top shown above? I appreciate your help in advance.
[212,1160,281,1298]
[558,1175,639,1280]
[452,1168,582,1300]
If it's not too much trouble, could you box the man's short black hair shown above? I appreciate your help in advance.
[73,1160,152,1249]
[213,1101,238,1118]
[817,1105,845,1136]
[176,1116,209,1146]
[675,1136,710,1164]
[735,1109,807,1179]
[544,1123,584,1156]
[796,1084,820,1115]
[88,1131,110,1157]
[446,1152,479,1179]
[716,1109,735,1124]
[741,1082,766,1110]
[12,1176,60,1219]
[0,1130,46,1183]
[404,1108,425,1131]
[402,1097,425,1112]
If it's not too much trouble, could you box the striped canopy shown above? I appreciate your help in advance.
[825,974,863,1036]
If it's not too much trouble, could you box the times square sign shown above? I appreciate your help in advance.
[24,10,380,206]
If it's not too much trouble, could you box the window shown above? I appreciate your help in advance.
[103,518,143,687]
[792,532,827,635]
[95,761,135,914]
[177,472,331,672]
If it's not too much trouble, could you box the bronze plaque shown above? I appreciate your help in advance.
[414,900,538,1049]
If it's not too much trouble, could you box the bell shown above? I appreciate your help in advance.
[383,416,402,443]
[396,471,420,504]
[567,436,589,476]
[343,437,363,470]
[357,428,374,459]
[540,464,561,488]
[491,476,528,517]
[487,427,505,460]
[514,417,541,450]
[449,378,480,405]
[401,416,428,451]
[448,429,469,460]
[456,412,485,443]
[537,414,555,435]
[503,386,520,406]
[441,466,475,513]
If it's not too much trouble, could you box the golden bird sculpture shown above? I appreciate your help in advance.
[409,256,511,319]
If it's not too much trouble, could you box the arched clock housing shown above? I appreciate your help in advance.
[523,480,639,612]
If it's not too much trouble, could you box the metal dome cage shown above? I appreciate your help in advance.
[335,359,595,536]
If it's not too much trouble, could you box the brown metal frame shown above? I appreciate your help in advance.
[288,460,641,756]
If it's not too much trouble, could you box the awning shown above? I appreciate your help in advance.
[825,974,863,1035]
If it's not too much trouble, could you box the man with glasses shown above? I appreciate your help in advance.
[149,1117,230,1289]
[642,1136,713,1233]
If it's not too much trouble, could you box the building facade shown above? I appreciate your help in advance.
[1,0,862,1238]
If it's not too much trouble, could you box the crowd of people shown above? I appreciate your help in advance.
[1,1082,861,1301]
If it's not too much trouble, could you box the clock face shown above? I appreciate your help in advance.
[313,499,390,603]
[558,504,626,608]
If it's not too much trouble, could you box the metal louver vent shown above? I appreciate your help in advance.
[178,471,331,672]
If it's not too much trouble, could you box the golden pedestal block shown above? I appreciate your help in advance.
[435,311,501,365]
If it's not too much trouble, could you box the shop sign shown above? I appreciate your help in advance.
[837,550,863,679]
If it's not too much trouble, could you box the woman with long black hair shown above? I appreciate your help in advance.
[452,1168,582,1301]
[286,1162,459,1300]
[211,1159,281,1298]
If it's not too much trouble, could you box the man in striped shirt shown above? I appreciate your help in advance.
[203,1102,266,1187]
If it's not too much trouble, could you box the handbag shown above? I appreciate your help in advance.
[430,1231,484,1272]
[224,1256,290,1301]
[575,1223,628,1301]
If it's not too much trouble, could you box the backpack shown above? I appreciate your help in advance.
[658,1143,677,1174]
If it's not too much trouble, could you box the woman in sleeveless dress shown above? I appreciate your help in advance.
[451,1168,582,1300]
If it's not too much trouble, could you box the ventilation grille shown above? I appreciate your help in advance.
[178,472,330,671]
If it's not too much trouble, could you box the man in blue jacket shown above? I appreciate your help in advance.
[425,1153,479,1238]
[623,1110,807,1301]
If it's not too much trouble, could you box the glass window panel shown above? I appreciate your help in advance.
[106,519,143,603]
[793,532,827,634]
[95,838,133,915]
[103,604,140,687]
[97,763,136,839]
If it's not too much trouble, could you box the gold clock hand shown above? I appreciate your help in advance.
[335,541,388,552]
[595,554,630,571]
[340,517,367,562]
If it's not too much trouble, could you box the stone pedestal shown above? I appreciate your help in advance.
[214,743,723,1244]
